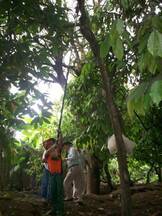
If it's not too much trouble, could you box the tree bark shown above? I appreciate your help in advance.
[155,165,162,183]
[77,1,132,215]
[86,155,100,194]
[104,163,114,192]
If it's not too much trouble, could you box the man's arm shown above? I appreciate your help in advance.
[44,144,57,157]
[42,150,47,162]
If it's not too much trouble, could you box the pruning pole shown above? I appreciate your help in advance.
[57,52,72,140]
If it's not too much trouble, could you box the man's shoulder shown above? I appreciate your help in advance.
[71,146,78,152]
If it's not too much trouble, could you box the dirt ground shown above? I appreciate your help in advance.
[0,183,162,216]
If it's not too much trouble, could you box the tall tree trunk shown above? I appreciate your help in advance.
[4,151,11,189]
[155,165,162,183]
[77,1,132,215]
[99,63,132,216]
[86,155,100,194]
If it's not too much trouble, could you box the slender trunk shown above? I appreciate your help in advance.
[86,155,100,194]
[155,166,162,183]
[77,1,132,215]
[158,167,162,183]
[104,163,114,192]
[4,153,11,189]
[100,64,132,215]
[146,163,154,184]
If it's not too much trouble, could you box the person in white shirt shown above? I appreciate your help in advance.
[63,142,84,203]
[73,148,88,198]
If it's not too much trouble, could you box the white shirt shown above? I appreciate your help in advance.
[67,147,79,168]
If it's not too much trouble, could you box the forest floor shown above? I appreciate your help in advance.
[0,183,162,216]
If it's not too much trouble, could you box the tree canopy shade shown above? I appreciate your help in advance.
[0,0,73,86]
[0,0,76,142]
[0,0,73,191]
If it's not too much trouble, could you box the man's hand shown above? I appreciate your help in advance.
[42,158,47,163]
[57,129,62,139]
[57,130,63,149]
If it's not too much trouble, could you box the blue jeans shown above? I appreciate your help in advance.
[41,168,50,199]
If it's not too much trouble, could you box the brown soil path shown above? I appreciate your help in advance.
[0,184,162,216]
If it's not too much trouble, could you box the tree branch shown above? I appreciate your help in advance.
[77,0,100,61]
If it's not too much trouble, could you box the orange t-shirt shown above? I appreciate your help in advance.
[47,147,62,174]
[47,157,62,174]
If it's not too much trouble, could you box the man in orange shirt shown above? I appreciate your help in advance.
[41,139,53,199]
[43,136,64,216]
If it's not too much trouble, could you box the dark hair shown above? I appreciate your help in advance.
[63,141,72,146]
[43,138,56,146]
[48,138,56,143]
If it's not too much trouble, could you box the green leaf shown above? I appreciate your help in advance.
[121,0,129,9]
[110,21,124,60]
[116,19,124,35]
[143,93,153,111]
[147,56,157,74]
[138,33,149,53]
[100,35,110,59]
[43,117,51,124]
[152,16,162,32]
[134,96,145,116]
[138,53,147,72]
[150,80,162,105]
[147,30,162,57]
[138,52,157,74]
[31,116,40,126]
[42,110,52,118]
[81,63,91,75]
[127,82,150,117]
[112,38,124,60]
[147,31,158,56]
